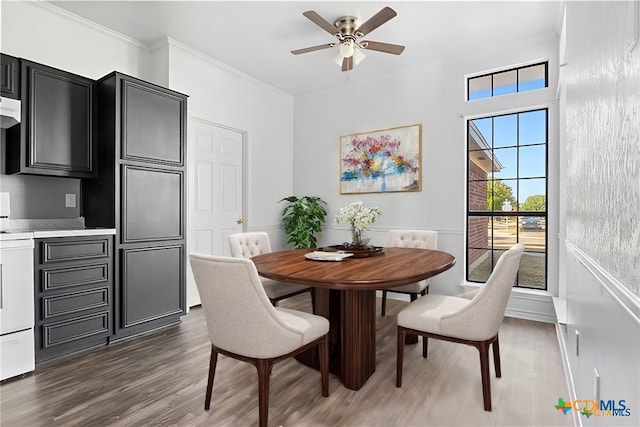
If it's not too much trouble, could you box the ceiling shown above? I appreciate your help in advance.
[49,1,561,95]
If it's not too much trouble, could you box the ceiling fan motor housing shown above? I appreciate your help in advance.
[334,16,361,41]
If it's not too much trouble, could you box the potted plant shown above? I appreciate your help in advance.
[279,196,328,248]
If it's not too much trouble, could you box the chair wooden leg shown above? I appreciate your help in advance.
[319,335,329,397]
[381,290,388,316]
[478,340,492,411]
[422,336,429,358]
[256,359,273,427]
[204,346,218,410]
[396,327,405,387]
[310,288,316,312]
[492,335,501,378]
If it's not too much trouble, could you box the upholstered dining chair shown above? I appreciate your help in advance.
[380,229,438,316]
[228,232,314,307]
[395,243,524,411]
[189,253,329,427]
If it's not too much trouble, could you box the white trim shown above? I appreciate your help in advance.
[35,1,150,50]
[164,37,290,98]
[552,296,567,324]
[464,58,550,80]
[331,224,464,236]
[565,240,640,326]
[505,290,556,323]
[555,322,581,427]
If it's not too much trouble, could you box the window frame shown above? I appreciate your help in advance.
[467,61,549,101]
[465,108,549,290]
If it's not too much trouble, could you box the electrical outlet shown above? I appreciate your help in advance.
[65,193,76,208]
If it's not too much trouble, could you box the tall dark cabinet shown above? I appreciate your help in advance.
[83,72,187,340]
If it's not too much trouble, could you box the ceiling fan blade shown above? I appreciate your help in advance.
[342,56,353,72]
[303,10,338,35]
[356,7,397,36]
[291,43,336,55]
[360,40,405,55]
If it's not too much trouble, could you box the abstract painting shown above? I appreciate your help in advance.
[340,124,422,194]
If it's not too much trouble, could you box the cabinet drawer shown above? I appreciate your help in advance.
[42,311,109,348]
[43,287,109,319]
[42,238,109,263]
[42,263,109,291]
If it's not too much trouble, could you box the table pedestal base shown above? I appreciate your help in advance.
[295,288,376,390]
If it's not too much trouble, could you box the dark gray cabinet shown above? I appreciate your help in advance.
[83,72,187,340]
[34,235,113,363]
[1,53,20,99]
[6,60,96,178]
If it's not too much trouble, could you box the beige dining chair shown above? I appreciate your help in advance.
[189,253,329,427]
[228,232,314,308]
[395,243,524,411]
[380,229,438,316]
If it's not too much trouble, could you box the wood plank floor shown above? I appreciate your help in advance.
[0,295,572,426]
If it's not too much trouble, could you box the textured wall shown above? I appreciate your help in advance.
[565,2,640,297]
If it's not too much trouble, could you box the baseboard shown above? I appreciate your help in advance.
[555,322,581,427]
[506,289,556,323]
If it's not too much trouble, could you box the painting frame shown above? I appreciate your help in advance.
[339,124,422,194]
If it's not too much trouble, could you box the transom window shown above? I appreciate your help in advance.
[467,62,548,101]
[466,108,548,290]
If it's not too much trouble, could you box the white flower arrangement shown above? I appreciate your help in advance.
[335,201,382,231]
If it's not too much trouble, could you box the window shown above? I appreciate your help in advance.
[466,109,547,289]
[467,62,548,101]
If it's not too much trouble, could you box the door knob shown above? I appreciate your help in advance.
[236,218,244,224]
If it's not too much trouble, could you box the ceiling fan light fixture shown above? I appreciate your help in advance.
[353,48,366,65]
[333,51,343,66]
[339,40,355,58]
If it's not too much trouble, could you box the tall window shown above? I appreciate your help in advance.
[466,109,547,289]
[467,62,548,101]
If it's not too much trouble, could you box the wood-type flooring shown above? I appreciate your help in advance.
[0,295,571,426]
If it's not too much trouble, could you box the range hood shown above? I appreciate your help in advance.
[0,97,21,129]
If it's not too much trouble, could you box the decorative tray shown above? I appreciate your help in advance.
[304,251,354,262]
[322,245,384,258]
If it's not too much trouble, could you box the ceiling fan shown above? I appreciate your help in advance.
[291,6,405,72]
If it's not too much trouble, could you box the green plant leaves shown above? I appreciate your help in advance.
[279,196,327,248]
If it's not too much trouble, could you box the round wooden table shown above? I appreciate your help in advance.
[252,247,456,390]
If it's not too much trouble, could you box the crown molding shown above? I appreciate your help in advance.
[162,37,290,98]
[35,0,150,51]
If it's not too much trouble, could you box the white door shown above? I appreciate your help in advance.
[186,117,244,308]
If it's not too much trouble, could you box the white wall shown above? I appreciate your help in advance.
[294,32,559,309]
[561,2,640,425]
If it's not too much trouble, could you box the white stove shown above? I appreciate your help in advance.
[0,229,35,381]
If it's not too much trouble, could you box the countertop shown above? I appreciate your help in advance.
[0,218,115,239]
[32,228,116,238]
[0,228,116,240]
